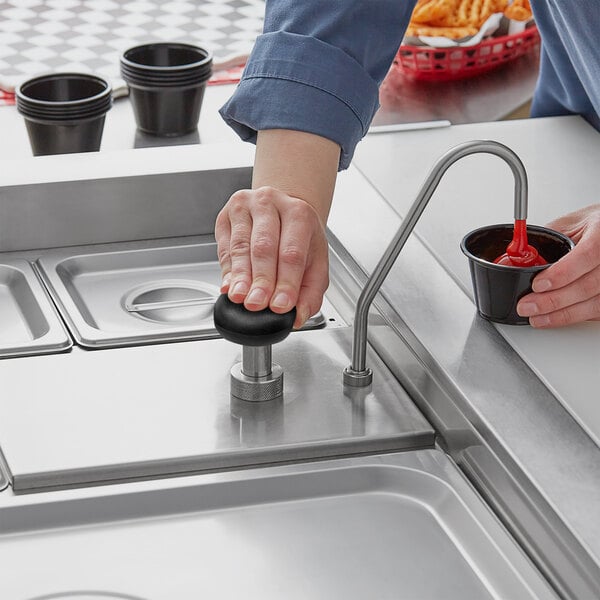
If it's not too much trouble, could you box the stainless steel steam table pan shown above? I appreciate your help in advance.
[0,326,433,492]
[0,256,71,358]
[0,449,556,600]
[36,241,343,349]
[36,242,223,348]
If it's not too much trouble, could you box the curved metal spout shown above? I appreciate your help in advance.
[343,139,528,387]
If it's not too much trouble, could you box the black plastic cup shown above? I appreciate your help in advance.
[460,224,574,325]
[15,73,112,156]
[120,42,213,137]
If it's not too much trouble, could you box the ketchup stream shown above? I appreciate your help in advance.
[494,219,547,267]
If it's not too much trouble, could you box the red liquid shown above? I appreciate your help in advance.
[494,219,547,267]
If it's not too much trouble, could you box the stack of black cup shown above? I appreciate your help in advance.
[15,73,113,156]
[120,42,213,137]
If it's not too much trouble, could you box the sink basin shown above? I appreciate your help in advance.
[36,241,344,348]
[0,257,71,358]
[0,449,556,599]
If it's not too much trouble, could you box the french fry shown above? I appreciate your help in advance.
[408,0,511,39]
[504,0,532,21]
[406,24,479,39]
[412,0,460,24]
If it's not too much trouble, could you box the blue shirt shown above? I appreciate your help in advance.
[220,0,600,170]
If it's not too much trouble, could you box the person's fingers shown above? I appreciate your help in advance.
[527,295,600,328]
[516,207,600,326]
[295,275,329,330]
[225,190,254,303]
[516,204,600,327]
[544,214,580,237]
[293,236,330,329]
[245,190,281,311]
[215,209,232,293]
[518,266,600,318]
[544,206,593,243]
[269,201,320,314]
[531,231,600,293]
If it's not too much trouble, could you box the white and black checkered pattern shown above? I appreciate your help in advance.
[0,0,265,87]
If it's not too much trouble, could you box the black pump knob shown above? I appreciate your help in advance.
[213,294,296,347]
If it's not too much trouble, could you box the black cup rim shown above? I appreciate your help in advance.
[120,66,212,86]
[17,94,112,109]
[120,63,211,74]
[17,92,113,110]
[123,77,210,92]
[18,109,112,122]
[18,107,112,120]
[15,73,112,111]
[120,67,212,83]
[20,111,109,126]
[120,69,212,87]
[17,97,113,120]
[460,223,574,272]
[120,43,213,75]
[120,58,212,74]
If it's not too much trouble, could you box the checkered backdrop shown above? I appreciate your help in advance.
[0,0,265,91]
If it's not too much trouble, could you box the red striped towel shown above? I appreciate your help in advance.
[0,89,15,106]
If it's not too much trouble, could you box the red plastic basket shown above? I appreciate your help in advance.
[393,25,540,81]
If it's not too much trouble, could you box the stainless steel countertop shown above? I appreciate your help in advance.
[0,119,597,596]
[334,117,600,597]
[352,115,600,450]
[372,49,539,127]
[0,324,433,492]
[0,228,433,493]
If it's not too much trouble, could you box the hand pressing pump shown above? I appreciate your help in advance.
[213,294,296,402]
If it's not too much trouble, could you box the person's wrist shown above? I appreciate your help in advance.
[253,129,339,222]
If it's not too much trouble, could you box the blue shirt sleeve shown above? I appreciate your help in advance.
[219,0,416,170]
[530,0,600,131]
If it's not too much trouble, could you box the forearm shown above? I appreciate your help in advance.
[253,129,340,224]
